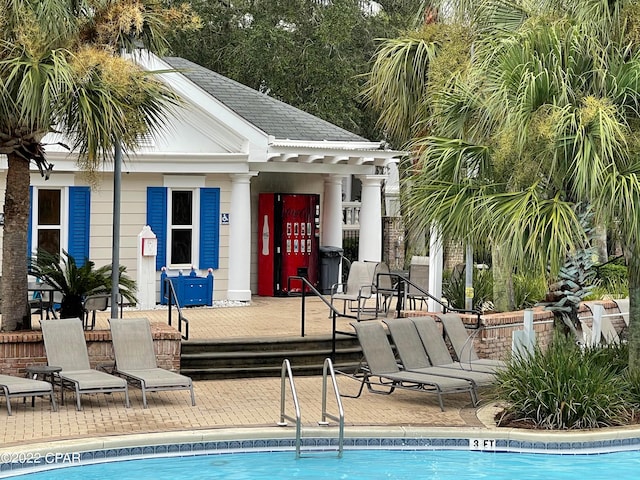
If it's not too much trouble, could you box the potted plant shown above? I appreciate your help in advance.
[29,249,137,319]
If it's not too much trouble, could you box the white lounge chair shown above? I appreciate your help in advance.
[0,374,57,415]
[344,321,477,411]
[40,318,130,410]
[385,318,496,391]
[109,318,195,408]
[437,313,506,370]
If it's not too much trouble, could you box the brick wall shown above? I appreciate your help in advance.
[382,216,405,270]
[0,323,181,376]
[402,308,555,360]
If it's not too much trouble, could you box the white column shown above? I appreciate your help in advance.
[356,174,385,262]
[322,175,344,248]
[428,225,444,312]
[227,173,255,301]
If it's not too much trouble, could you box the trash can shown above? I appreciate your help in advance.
[319,246,343,294]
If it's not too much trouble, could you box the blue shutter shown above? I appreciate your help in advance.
[27,186,33,258]
[68,186,91,266]
[199,188,220,270]
[147,187,167,270]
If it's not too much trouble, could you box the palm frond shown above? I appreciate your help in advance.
[362,34,439,144]
[486,186,585,275]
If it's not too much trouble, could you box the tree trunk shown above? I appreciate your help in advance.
[627,254,640,373]
[593,223,608,264]
[492,242,514,312]
[0,154,31,331]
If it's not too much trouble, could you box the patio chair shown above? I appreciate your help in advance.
[40,318,130,411]
[406,259,429,310]
[344,321,477,411]
[82,294,110,330]
[330,261,374,321]
[373,262,396,317]
[384,318,495,389]
[0,374,57,416]
[109,318,195,408]
[437,313,506,370]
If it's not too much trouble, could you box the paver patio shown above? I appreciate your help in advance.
[0,295,485,447]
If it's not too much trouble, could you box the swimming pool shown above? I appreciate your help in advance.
[3,427,640,479]
[8,448,640,479]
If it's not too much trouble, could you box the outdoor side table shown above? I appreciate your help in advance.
[25,365,62,407]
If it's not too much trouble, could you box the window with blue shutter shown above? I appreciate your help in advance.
[147,186,219,271]
[147,187,167,270]
[68,186,91,266]
[28,187,91,263]
[199,188,220,270]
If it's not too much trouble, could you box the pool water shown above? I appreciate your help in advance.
[14,449,640,480]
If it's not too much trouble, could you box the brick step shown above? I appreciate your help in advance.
[180,335,363,379]
[182,334,358,353]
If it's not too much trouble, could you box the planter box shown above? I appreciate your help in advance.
[160,269,214,307]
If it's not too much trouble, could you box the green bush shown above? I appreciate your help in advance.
[590,261,628,299]
[442,267,493,311]
[513,271,547,309]
[494,331,631,429]
[623,368,640,411]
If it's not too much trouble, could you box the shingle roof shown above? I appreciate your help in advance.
[163,57,369,143]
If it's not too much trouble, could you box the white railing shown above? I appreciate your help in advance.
[342,202,361,230]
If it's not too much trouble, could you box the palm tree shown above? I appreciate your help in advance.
[364,0,640,369]
[0,1,199,331]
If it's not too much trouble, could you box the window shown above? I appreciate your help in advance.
[35,189,61,255]
[170,190,195,265]
[28,185,90,264]
[147,186,220,271]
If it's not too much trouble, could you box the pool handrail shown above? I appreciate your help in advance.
[319,358,344,458]
[277,359,302,458]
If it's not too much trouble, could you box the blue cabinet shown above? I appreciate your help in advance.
[161,269,214,307]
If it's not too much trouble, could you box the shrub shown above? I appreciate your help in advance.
[590,261,628,299]
[623,368,640,412]
[513,271,547,309]
[442,267,492,311]
[494,331,630,429]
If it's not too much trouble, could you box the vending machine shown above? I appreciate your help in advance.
[257,193,320,296]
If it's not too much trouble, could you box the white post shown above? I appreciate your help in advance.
[464,244,474,311]
[137,225,157,310]
[427,225,443,312]
[356,174,385,262]
[512,309,536,357]
[227,173,255,302]
[592,303,604,346]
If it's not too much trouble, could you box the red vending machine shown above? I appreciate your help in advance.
[258,193,320,296]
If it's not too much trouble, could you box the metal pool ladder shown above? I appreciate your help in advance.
[278,358,345,458]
